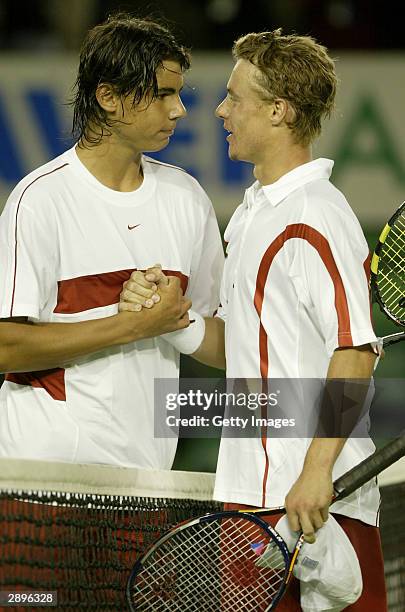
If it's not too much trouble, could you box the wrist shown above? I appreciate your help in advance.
[303,453,334,476]
[304,439,346,474]
[162,310,205,354]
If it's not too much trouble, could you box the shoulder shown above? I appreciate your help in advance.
[289,182,369,261]
[300,180,364,236]
[143,156,210,203]
[5,149,73,212]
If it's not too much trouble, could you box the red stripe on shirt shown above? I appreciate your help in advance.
[10,163,69,316]
[5,368,66,401]
[253,223,353,505]
[54,269,189,314]
[260,378,270,507]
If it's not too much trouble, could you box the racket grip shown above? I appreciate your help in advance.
[382,332,405,347]
[333,434,405,501]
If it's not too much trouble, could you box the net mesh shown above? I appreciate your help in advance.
[378,457,405,611]
[0,458,221,610]
[0,457,404,611]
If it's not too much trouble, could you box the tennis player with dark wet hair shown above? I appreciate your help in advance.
[0,13,223,467]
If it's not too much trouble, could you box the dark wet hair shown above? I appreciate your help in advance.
[71,13,190,144]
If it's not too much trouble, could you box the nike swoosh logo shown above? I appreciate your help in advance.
[128,224,141,230]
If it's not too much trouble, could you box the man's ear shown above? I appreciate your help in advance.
[95,83,119,115]
[270,98,295,126]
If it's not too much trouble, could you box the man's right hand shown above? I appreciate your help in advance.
[118,275,191,343]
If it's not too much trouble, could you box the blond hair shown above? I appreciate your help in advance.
[233,29,337,145]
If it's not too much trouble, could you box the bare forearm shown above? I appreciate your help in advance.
[304,344,377,471]
[0,315,143,373]
[191,317,226,370]
[327,344,377,379]
[303,438,346,478]
[0,301,191,373]
[285,345,377,539]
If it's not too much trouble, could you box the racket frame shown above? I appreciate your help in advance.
[370,201,405,327]
[127,510,292,611]
[127,434,405,611]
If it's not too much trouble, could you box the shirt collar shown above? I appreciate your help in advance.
[260,158,334,207]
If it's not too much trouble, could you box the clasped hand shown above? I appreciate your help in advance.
[119,264,191,336]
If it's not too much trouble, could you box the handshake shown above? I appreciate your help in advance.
[119,264,182,314]
[117,265,205,354]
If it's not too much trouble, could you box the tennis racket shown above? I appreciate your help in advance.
[370,201,405,347]
[127,434,405,611]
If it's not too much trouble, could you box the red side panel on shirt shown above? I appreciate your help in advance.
[254,223,353,506]
[5,369,66,401]
[54,269,134,314]
[54,269,189,314]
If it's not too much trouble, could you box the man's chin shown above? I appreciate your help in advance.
[228,148,251,164]
[144,140,170,153]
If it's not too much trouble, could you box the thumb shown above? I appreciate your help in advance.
[145,264,168,285]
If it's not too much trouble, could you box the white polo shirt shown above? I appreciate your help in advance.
[0,146,224,469]
[214,158,380,525]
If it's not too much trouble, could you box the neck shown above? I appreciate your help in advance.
[253,141,312,186]
[76,136,143,192]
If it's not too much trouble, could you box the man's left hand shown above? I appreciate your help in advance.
[285,470,333,543]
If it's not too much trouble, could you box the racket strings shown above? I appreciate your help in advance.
[132,521,222,610]
[128,515,287,611]
[218,519,284,609]
[381,232,404,269]
[383,223,405,268]
[376,214,405,322]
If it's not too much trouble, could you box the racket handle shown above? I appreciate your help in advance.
[333,434,405,501]
[382,332,405,347]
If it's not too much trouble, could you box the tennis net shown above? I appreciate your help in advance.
[0,458,221,610]
[378,456,405,611]
[0,457,404,610]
